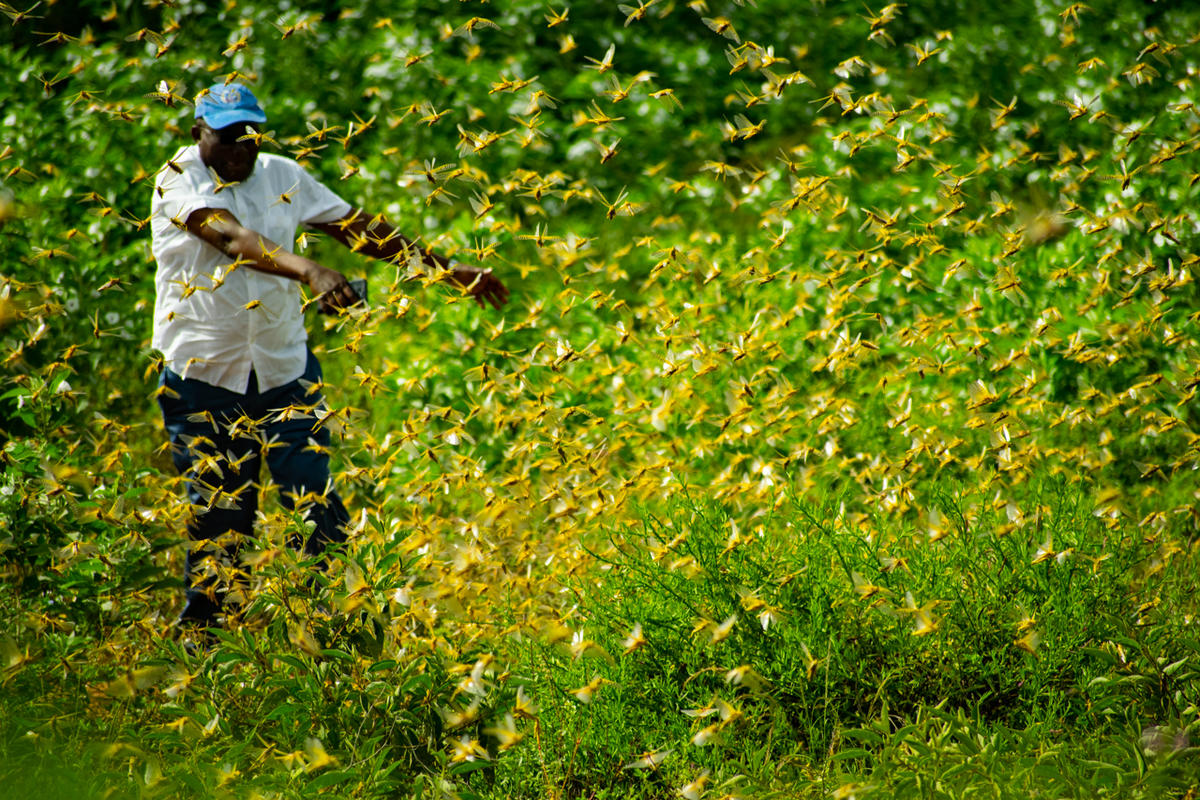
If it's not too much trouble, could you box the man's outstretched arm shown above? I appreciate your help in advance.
[311,209,510,310]
[185,207,360,312]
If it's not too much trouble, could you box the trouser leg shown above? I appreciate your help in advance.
[159,370,261,626]
[268,421,350,559]
[262,352,349,560]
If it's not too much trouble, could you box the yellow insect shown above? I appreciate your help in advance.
[451,16,501,38]
[584,44,616,73]
[702,16,739,42]
[2,1,44,26]
[907,41,942,65]
[618,0,658,27]
[597,139,620,163]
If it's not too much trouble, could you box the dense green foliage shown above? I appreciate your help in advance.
[3,0,1200,797]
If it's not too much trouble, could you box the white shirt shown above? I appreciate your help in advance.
[149,145,353,393]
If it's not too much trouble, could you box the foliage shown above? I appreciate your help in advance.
[3,0,1200,797]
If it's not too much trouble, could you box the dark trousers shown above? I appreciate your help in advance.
[158,350,348,626]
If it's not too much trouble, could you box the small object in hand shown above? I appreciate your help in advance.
[319,278,367,314]
[348,278,367,305]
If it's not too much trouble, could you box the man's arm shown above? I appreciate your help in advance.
[311,209,509,310]
[185,207,359,312]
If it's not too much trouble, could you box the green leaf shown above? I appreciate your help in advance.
[306,768,356,790]
[830,747,873,764]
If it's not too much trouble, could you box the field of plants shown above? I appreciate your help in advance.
[3,0,1200,797]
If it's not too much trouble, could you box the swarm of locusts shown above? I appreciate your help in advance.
[2,0,1199,797]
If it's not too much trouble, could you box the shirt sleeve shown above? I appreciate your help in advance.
[293,163,354,226]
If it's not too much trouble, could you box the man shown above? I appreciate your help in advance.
[150,82,508,631]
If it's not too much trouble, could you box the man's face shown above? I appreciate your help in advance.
[192,120,260,183]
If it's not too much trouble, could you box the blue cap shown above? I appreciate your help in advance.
[194,83,267,128]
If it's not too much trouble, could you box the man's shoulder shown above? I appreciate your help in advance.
[256,153,314,180]
[253,154,343,203]
[155,146,202,184]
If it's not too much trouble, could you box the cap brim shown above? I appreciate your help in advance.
[199,108,268,129]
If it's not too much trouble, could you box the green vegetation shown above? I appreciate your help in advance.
[2,0,1199,797]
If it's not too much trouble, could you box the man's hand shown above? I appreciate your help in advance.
[449,264,510,310]
[312,209,509,310]
[303,261,359,313]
